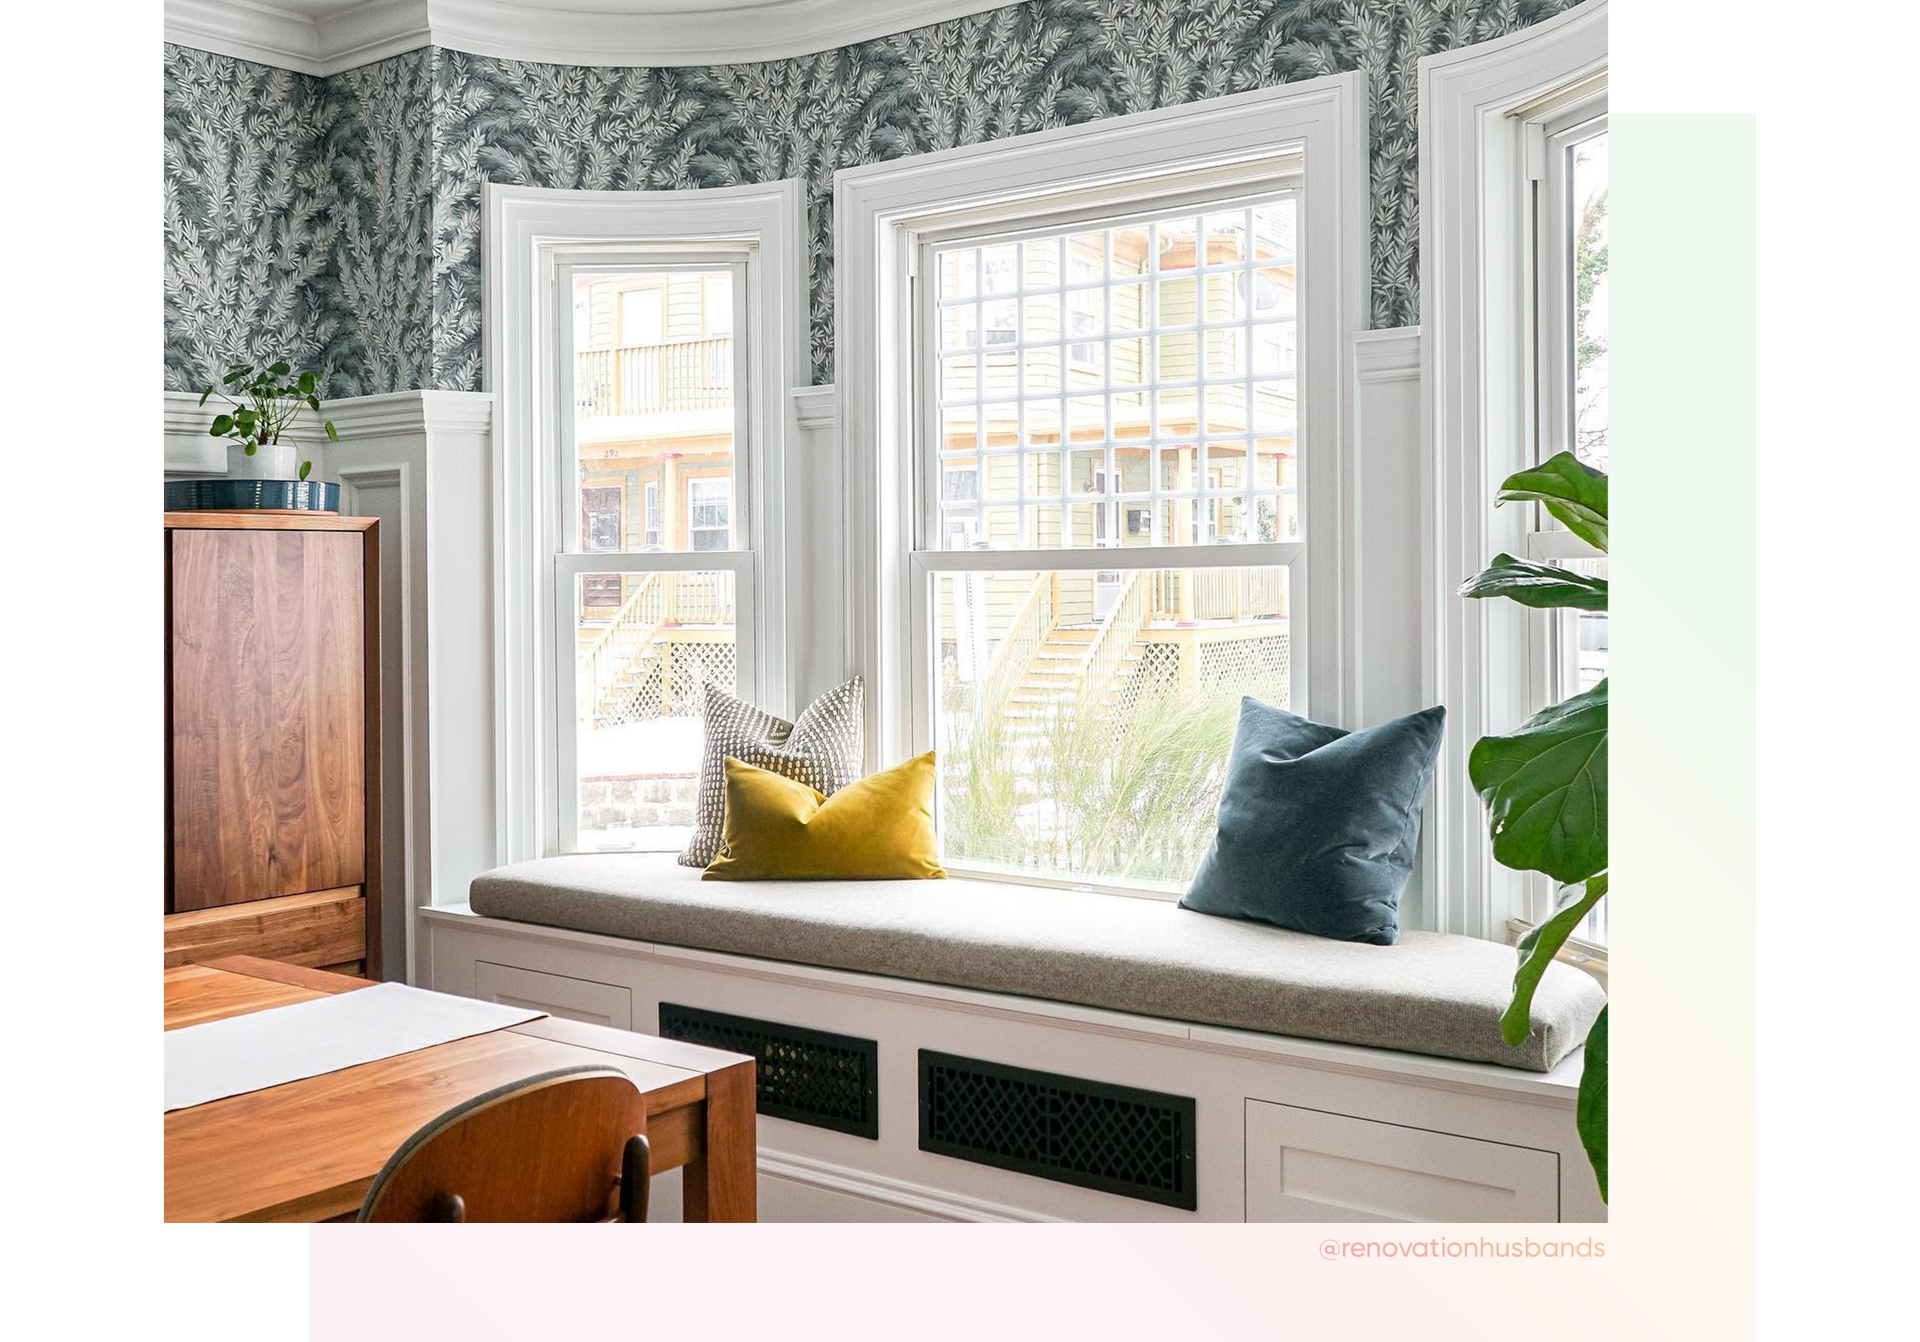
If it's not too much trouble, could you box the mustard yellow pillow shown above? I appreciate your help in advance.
[703,751,946,881]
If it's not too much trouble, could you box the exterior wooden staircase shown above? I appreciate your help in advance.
[983,573,1150,746]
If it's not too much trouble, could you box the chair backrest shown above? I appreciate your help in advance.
[357,1064,651,1223]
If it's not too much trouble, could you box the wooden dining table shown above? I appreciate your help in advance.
[164,957,758,1222]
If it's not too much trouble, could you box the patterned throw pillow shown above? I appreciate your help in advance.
[678,677,864,868]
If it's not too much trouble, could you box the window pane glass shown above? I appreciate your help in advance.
[930,195,1300,550]
[572,267,735,553]
[933,566,1290,889]
[1569,132,1608,470]
[573,570,736,852]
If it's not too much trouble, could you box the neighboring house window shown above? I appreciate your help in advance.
[580,485,625,606]
[642,481,660,549]
[921,193,1303,895]
[687,477,732,552]
[1524,79,1609,946]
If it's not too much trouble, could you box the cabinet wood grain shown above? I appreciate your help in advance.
[165,514,381,976]
[170,527,364,909]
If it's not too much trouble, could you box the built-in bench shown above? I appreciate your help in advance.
[425,854,1608,1223]
[466,854,1601,1072]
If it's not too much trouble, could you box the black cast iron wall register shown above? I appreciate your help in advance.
[917,1050,1198,1211]
[658,1002,880,1139]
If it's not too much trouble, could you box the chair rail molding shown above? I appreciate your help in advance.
[163,0,1023,75]
[835,71,1368,769]
[1419,0,1607,939]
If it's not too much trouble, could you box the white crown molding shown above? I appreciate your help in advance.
[164,0,1021,75]
[165,0,429,76]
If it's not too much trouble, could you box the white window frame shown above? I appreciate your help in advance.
[1421,0,1607,940]
[836,73,1368,779]
[1522,89,1608,946]
[485,180,805,865]
[908,189,1310,897]
[642,479,660,549]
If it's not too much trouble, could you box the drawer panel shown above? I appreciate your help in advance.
[162,886,365,970]
[1245,1099,1559,1223]
[474,961,633,1029]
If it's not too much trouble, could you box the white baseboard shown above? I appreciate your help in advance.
[755,1147,1065,1224]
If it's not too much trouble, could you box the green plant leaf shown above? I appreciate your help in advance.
[1498,452,1609,552]
[244,441,257,456]
[198,387,214,407]
[1459,553,1608,611]
[267,361,291,376]
[1578,1006,1608,1202]
[1469,678,1607,882]
[1501,873,1607,1045]
[209,414,234,436]
[298,370,316,394]
[222,368,247,384]
[324,420,339,442]
[298,460,312,481]
[308,395,321,411]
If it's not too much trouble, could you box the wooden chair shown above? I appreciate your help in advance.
[357,1064,651,1223]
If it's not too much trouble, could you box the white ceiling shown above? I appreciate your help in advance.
[164,0,1025,73]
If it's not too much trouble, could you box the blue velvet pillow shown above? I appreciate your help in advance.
[1181,699,1445,945]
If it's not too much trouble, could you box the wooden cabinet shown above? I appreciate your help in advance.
[164,513,380,976]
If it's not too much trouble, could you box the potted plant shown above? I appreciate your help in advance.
[1458,450,1609,1200]
[200,360,340,483]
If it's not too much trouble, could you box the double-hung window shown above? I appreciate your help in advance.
[910,191,1306,895]
[555,259,753,854]
[1523,79,1609,945]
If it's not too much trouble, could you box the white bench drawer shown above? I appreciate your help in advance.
[1245,1099,1558,1222]
[473,961,634,1029]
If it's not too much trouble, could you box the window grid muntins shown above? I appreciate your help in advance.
[933,200,1300,554]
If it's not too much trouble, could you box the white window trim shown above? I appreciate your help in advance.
[1420,0,1607,940]
[836,72,1369,772]
[485,179,805,865]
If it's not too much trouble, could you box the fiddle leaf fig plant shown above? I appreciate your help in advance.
[200,360,340,481]
[1458,450,1608,1200]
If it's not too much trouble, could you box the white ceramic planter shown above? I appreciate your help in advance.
[227,439,303,481]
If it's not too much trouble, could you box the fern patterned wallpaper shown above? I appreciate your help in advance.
[164,0,1573,397]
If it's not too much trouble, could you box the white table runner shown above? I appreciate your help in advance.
[165,982,547,1112]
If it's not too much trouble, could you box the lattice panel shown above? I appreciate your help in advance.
[1113,642,1182,718]
[659,1003,879,1139]
[918,1051,1197,1210]
[598,642,739,728]
[1198,633,1290,707]
[664,643,736,717]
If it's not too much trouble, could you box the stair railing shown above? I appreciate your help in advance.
[580,573,668,718]
[980,572,1055,721]
[1073,571,1147,719]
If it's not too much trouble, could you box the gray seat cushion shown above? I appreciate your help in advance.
[469,854,1604,1072]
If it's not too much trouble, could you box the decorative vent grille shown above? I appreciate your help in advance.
[658,1003,878,1139]
[917,1051,1196,1210]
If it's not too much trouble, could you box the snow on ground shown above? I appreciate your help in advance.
[578,715,704,778]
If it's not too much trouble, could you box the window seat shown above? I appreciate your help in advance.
[467,854,1604,1073]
